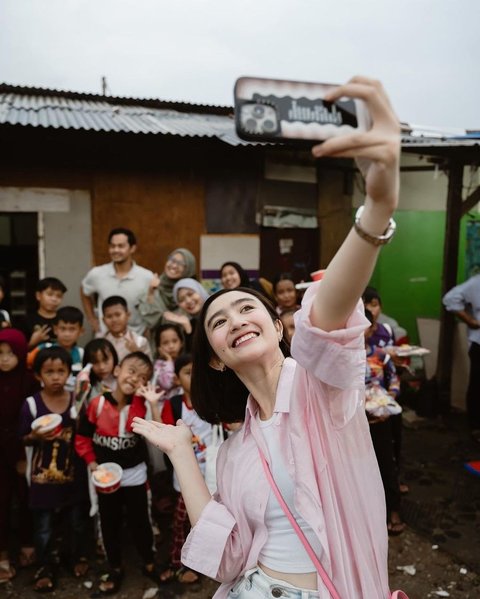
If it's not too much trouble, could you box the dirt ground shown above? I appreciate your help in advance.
[0,526,478,599]
[2,412,479,599]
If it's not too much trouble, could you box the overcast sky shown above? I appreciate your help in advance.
[1,0,479,130]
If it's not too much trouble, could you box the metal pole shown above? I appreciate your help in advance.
[37,211,46,279]
[435,160,464,413]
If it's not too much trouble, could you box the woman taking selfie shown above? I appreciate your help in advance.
[133,77,406,599]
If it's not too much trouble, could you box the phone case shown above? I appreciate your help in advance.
[234,76,371,144]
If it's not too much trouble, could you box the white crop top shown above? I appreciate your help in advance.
[257,412,323,573]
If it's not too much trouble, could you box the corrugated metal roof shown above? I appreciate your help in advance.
[0,88,248,142]
[0,83,479,152]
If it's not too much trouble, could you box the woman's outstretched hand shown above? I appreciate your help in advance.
[132,416,192,456]
[312,76,400,213]
[309,77,400,332]
[133,416,212,526]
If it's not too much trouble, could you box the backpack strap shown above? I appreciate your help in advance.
[96,395,106,419]
[170,395,183,423]
[26,395,37,419]
[24,395,38,487]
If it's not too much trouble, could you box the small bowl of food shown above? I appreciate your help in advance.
[92,463,123,494]
[31,413,63,436]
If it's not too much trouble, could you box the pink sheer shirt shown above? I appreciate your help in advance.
[182,283,390,599]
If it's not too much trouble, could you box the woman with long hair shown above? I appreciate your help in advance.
[133,77,403,599]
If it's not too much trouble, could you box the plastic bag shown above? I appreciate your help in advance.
[365,382,402,418]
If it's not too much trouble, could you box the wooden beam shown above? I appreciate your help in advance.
[435,161,464,413]
[316,165,352,268]
[461,185,480,216]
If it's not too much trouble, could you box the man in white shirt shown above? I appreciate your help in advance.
[443,273,480,440]
[80,228,153,335]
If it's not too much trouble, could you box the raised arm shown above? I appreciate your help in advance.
[310,77,400,332]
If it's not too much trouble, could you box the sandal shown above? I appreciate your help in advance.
[73,557,89,578]
[0,560,16,584]
[99,567,123,595]
[19,547,36,568]
[174,566,200,585]
[33,566,55,593]
[158,565,176,584]
[142,563,162,584]
[388,512,406,536]
[158,564,200,585]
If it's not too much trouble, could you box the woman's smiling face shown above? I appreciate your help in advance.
[220,265,241,290]
[177,287,204,316]
[164,252,187,279]
[204,291,282,369]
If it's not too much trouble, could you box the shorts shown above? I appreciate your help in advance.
[228,567,320,599]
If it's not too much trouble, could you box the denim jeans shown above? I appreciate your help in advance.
[33,503,88,567]
[228,567,320,599]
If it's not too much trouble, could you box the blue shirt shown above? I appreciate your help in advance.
[443,274,480,345]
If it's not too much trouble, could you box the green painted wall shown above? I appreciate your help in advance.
[368,211,470,344]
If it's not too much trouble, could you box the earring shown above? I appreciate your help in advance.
[209,357,227,372]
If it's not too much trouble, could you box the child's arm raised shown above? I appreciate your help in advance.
[310,77,400,333]
[136,383,165,422]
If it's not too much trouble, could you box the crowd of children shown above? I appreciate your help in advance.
[0,257,409,593]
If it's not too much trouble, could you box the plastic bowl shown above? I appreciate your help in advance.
[92,462,123,494]
[31,413,63,436]
[310,269,326,281]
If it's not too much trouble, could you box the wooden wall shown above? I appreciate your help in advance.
[91,170,205,273]
[0,127,344,280]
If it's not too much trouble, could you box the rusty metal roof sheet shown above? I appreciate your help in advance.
[0,83,479,152]
[0,83,256,145]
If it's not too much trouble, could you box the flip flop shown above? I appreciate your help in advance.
[175,566,200,584]
[0,560,16,584]
[98,568,123,596]
[388,517,406,536]
[73,557,89,577]
[19,547,36,568]
[33,566,55,593]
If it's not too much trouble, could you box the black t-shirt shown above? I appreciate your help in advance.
[15,313,57,347]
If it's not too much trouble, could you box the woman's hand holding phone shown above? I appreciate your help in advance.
[312,76,400,214]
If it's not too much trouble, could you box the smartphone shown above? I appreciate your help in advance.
[234,76,371,144]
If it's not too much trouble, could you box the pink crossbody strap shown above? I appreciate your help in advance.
[258,447,342,599]
[258,447,410,599]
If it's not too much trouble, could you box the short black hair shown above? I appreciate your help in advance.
[364,308,374,325]
[33,346,72,374]
[36,277,67,294]
[272,272,295,294]
[102,295,128,314]
[108,228,136,246]
[83,338,119,368]
[154,323,184,348]
[191,287,290,424]
[363,286,381,305]
[119,351,153,379]
[83,338,119,384]
[55,306,84,326]
[174,353,192,376]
